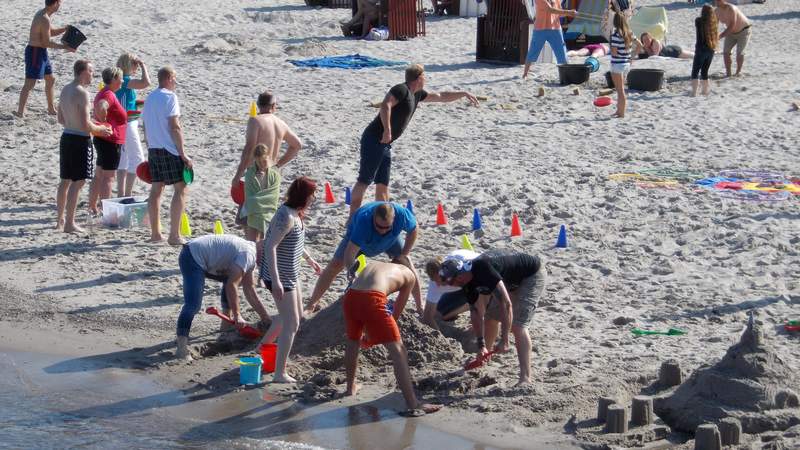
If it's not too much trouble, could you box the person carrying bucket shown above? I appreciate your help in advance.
[15,0,77,117]
[258,177,322,383]
[176,234,270,360]
[342,260,442,417]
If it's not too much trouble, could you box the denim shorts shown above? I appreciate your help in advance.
[610,63,630,74]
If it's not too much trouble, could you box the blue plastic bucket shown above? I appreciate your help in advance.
[237,356,262,385]
[584,56,600,73]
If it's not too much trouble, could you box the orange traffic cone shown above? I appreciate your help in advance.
[324,182,335,203]
[436,203,447,225]
[510,213,522,237]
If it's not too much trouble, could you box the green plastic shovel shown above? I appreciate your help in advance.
[631,328,687,336]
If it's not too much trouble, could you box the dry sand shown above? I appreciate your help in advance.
[1,0,799,447]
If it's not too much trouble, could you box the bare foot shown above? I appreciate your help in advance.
[63,223,85,233]
[611,111,625,119]
[12,111,24,118]
[399,403,443,417]
[168,236,185,246]
[55,220,65,231]
[345,383,360,396]
[148,235,165,243]
[515,377,531,387]
[272,373,297,383]
[47,109,58,116]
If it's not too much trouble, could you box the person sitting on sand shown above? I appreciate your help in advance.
[115,53,151,197]
[633,32,694,60]
[567,43,609,58]
[258,177,322,383]
[232,91,302,241]
[305,202,422,317]
[176,234,270,360]
[422,249,480,330]
[340,0,380,38]
[15,0,76,117]
[242,144,281,242]
[438,250,547,385]
[143,66,193,245]
[342,260,443,417]
[56,60,112,233]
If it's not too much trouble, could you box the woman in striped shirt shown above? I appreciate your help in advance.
[260,176,322,383]
[609,11,635,118]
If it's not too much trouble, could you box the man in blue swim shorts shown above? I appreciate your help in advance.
[15,0,76,117]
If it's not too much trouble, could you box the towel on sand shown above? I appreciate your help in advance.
[288,54,406,69]
[241,165,281,234]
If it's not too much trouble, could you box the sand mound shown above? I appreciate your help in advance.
[185,34,246,55]
[655,316,800,433]
[283,39,332,57]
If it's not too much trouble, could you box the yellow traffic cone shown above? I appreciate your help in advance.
[355,254,367,275]
[213,220,224,235]
[179,212,192,237]
[461,234,474,251]
[249,101,257,118]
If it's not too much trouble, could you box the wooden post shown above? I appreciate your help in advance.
[659,360,682,387]
[605,405,628,434]
[597,397,616,423]
[694,424,721,450]
[718,418,741,446]
[631,396,653,426]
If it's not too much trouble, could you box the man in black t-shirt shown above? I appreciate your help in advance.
[439,251,546,385]
[348,64,479,218]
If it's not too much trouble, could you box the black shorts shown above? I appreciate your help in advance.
[93,138,122,171]
[659,45,682,58]
[263,278,295,293]
[357,129,392,186]
[59,133,94,181]
[148,148,184,185]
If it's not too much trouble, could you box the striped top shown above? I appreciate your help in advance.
[260,205,304,290]
[610,30,631,65]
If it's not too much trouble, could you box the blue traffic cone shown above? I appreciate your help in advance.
[345,187,351,205]
[556,225,568,248]
[472,208,482,231]
[406,199,414,214]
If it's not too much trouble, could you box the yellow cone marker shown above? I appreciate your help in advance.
[355,254,367,275]
[213,220,224,235]
[461,234,474,251]
[249,101,257,117]
[179,212,192,237]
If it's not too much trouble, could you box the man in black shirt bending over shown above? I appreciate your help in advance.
[439,251,546,385]
[348,64,479,218]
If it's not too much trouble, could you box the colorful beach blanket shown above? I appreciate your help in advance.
[288,54,406,69]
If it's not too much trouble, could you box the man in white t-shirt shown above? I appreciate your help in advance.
[422,249,479,330]
[177,235,270,360]
[143,66,193,245]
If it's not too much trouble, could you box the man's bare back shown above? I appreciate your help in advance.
[350,261,415,296]
[233,112,302,185]
[59,81,91,133]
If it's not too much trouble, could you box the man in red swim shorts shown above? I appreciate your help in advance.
[342,260,442,417]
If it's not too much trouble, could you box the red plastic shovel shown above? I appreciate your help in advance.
[205,306,263,340]
[465,350,496,371]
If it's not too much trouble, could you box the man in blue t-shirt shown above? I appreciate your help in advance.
[347,64,479,218]
[305,202,422,315]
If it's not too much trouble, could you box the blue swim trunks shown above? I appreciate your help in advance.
[25,45,52,80]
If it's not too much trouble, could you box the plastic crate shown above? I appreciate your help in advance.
[101,196,149,228]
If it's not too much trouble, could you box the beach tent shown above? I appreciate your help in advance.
[629,6,668,42]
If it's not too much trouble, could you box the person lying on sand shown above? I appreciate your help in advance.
[342,260,442,417]
[438,250,547,386]
[176,235,270,361]
[422,249,480,330]
[633,32,694,60]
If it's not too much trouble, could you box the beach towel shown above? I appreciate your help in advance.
[287,54,406,69]
[241,165,281,234]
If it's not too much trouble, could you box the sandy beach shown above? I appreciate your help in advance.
[1,0,799,448]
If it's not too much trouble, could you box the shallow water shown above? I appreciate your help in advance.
[0,346,580,449]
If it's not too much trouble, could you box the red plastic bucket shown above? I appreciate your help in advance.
[259,343,277,373]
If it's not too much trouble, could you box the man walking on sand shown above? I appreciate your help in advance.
[143,66,192,245]
[342,260,442,417]
[15,0,76,117]
[305,202,423,316]
[714,0,751,78]
[348,64,479,218]
[56,60,112,233]
[231,91,302,196]
[438,250,547,386]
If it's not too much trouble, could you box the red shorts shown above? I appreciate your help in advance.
[343,289,400,345]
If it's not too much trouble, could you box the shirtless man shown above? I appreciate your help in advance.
[714,0,751,77]
[56,60,112,232]
[231,91,302,191]
[15,0,76,117]
[342,260,442,417]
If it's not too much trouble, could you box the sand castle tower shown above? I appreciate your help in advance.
[654,315,800,434]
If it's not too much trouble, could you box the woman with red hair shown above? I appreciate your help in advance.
[259,176,322,383]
